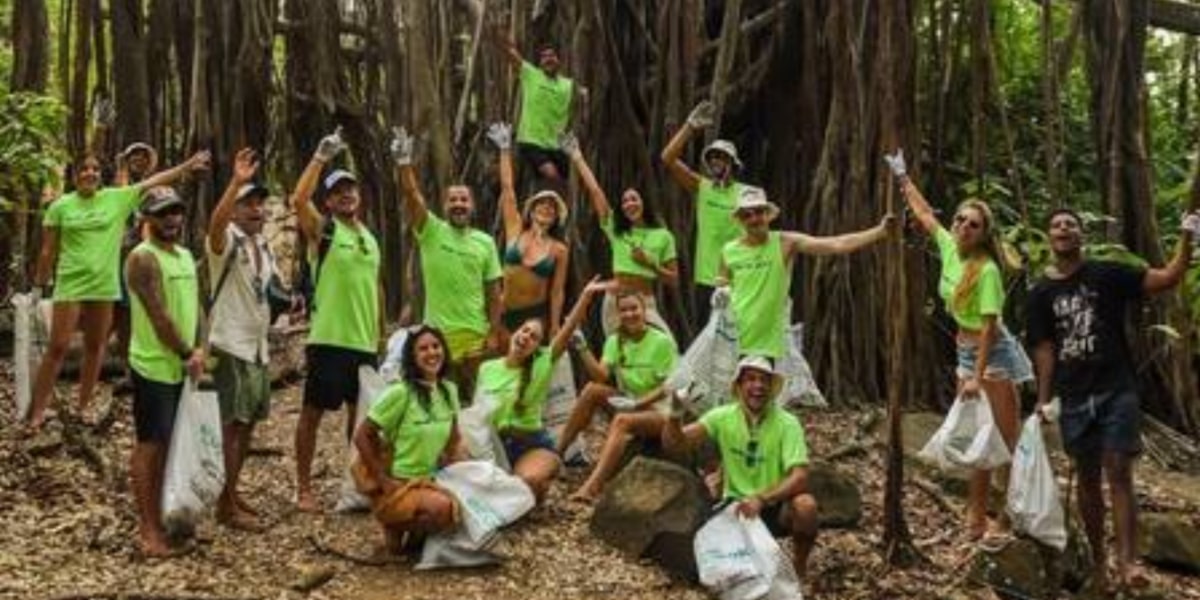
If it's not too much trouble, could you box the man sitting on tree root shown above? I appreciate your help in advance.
[663,355,819,579]
[1027,208,1198,592]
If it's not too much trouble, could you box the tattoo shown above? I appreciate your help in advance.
[127,250,188,353]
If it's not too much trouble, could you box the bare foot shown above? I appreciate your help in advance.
[218,499,264,532]
[296,489,321,514]
[138,531,175,559]
[234,494,260,516]
[1117,561,1152,590]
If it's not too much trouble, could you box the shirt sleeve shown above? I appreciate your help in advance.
[659,229,678,265]
[601,335,620,369]
[482,234,503,282]
[1024,283,1055,346]
[520,61,538,84]
[780,415,809,469]
[1106,261,1148,302]
[599,214,616,241]
[932,225,956,260]
[415,211,444,245]
[367,385,409,441]
[112,186,141,217]
[204,229,236,284]
[697,406,722,438]
[43,197,63,226]
[976,261,1005,316]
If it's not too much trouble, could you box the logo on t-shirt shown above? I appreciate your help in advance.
[1051,284,1099,361]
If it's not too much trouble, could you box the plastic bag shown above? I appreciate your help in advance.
[694,504,802,600]
[334,366,388,513]
[162,380,225,528]
[378,329,410,383]
[10,293,44,421]
[1007,415,1067,549]
[541,357,584,462]
[416,460,536,570]
[459,393,511,472]
[778,324,827,409]
[919,392,1012,470]
[665,299,740,414]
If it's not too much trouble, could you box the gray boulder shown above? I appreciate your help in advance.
[807,462,862,528]
[1139,512,1200,574]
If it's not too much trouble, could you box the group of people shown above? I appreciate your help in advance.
[17,34,1194,594]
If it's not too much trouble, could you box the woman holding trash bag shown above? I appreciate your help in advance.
[477,276,606,503]
[887,150,1032,546]
[561,131,678,337]
[353,325,467,553]
[555,291,678,502]
[485,122,570,342]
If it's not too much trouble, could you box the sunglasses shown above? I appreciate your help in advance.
[953,213,983,231]
[744,439,761,468]
[738,207,768,218]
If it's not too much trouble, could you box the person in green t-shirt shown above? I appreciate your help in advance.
[557,291,679,502]
[663,356,819,579]
[718,186,892,360]
[887,149,1030,545]
[25,149,210,434]
[661,100,748,326]
[561,132,679,338]
[496,31,584,183]
[124,187,205,559]
[353,325,466,553]
[291,127,385,514]
[485,123,570,344]
[476,277,606,503]
[393,127,504,405]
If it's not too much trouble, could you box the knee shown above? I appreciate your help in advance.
[44,338,71,360]
[419,493,458,532]
[579,383,605,403]
[791,494,819,531]
[611,413,632,432]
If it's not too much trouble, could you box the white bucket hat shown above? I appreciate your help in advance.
[523,189,569,227]
[733,186,780,221]
[702,139,744,170]
[730,355,784,400]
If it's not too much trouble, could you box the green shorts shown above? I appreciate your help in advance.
[213,347,271,424]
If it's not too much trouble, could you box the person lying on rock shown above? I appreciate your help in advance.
[663,356,819,579]
[1027,207,1198,592]
[353,325,466,555]
[557,290,678,502]
[476,277,606,504]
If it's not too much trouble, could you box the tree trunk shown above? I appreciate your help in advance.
[111,0,152,145]
[69,0,95,156]
[10,0,50,92]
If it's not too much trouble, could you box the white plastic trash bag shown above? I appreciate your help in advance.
[378,328,410,383]
[335,366,388,513]
[10,293,44,421]
[695,503,802,600]
[1007,415,1067,549]
[459,393,510,472]
[542,357,584,462]
[416,460,536,570]
[778,323,826,409]
[162,379,225,527]
[666,298,740,414]
[919,392,1012,470]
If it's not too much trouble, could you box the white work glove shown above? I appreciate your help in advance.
[389,126,415,167]
[314,126,347,163]
[883,149,908,180]
[486,122,512,151]
[30,286,43,304]
[569,330,588,352]
[1181,211,1200,237]
[92,97,116,127]
[686,100,716,129]
[608,396,638,412]
[710,286,731,310]
[669,388,692,420]
[558,131,581,158]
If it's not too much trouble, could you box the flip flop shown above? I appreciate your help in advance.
[976,529,1015,552]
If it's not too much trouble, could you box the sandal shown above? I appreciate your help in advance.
[976,529,1015,552]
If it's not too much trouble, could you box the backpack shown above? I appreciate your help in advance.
[295,218,337,316]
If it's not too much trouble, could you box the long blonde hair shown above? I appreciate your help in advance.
[951,199,1012,312]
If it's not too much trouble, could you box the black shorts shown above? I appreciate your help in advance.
[304,345,376,411]
[518,143,570,179]
[131,369,183,443]
[708,500,791,538]
[1059,387,1142,458]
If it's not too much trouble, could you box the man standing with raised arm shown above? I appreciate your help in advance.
[393,127,503,403]
[496,30,579,183]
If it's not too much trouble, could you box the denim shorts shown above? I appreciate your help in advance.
[1058,388,1142,458]
[501,429,557,465]
[955,326,1034,384]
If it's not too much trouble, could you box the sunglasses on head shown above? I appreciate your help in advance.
[953,213,983,230]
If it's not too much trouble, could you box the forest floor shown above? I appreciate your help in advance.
[2,359,1199,600]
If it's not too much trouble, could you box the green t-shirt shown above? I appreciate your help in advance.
[128,241,199,384]
[601,327,678,399]
[600,214,677,280]
[699,403,808,500]
[43,186,142,301]
[367,380,460,479]
[479,352,554,432]
[694,178,743,286]
[516,61,574,149]
[417,213,502,337]
[308,219,381,353]
[723,232,789,359]
[933,226,1004,331]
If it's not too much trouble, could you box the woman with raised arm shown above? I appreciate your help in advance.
[26,149,211,433]
[562,132,678,337]
[486,123,570,342]
[886,150,1031,547]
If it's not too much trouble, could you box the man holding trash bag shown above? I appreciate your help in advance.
[125,186,204,558]
[663,355,819,579]
[1027,208,1199,591]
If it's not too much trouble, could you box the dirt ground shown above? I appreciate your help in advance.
[2,363,1199,600]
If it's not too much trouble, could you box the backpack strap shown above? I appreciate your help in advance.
[205,235,241,313]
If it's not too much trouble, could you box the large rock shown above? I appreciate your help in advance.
[1139,512,1200,574]
[591,457,713,581]
[808,462,862,528]
[968,538,1053,600]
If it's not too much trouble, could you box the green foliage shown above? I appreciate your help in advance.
[0,91,69,211]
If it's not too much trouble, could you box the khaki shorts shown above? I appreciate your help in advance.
[213,348,271,424]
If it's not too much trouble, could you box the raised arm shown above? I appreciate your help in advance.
[126,250,204,379]
[135,150,211,194]
[391,127,428,232]
[492,26,524,66]
[548,244,569,337]
[487,123,522,240]
[561,132,610,221]
[549,277,605,360]
[1143,213,1198,295]
[661,101,715,194]
[208,148,260,256]
[571,331,609,383]
[786,215,892,257]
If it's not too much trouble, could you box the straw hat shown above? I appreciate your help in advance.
[732,186,780,221]
[730,355,784,400]
[523,189,569,226]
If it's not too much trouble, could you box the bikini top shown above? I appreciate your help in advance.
[504,241,556,279]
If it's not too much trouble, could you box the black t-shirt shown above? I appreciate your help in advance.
[1026,260,1146,397]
